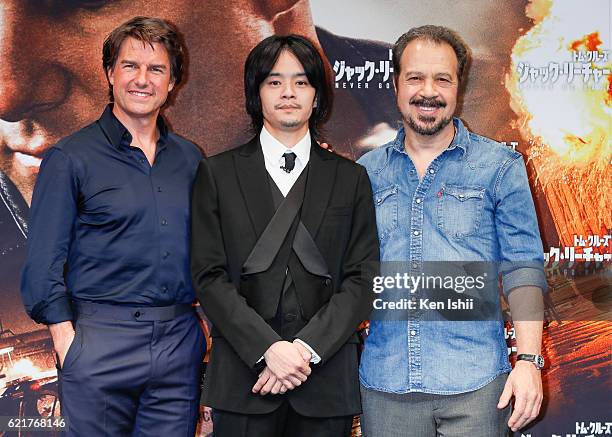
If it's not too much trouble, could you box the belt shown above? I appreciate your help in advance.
[73,301,193,322]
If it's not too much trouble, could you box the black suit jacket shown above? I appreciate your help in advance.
[191,137,379,416]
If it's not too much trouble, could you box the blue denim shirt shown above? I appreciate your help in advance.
[357,118,546,394]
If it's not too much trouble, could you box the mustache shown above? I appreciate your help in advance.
[409,97,446,108]
[275,103,301,109]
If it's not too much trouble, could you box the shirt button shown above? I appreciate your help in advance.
[157,186,162,192]
[162,285,168,293]
[410,330,417,336]
[163,251,170,259]
[429,169,435,174]
[413,230,420,236]
[134,311,141,318]
[415,198,422,204]
[161,219,168,226]
[412,262,418,269]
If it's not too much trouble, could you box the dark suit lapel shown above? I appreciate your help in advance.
[234,137,275,237]
[301,140,338,238]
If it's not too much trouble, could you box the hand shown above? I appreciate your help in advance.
[252,366,289,395]
[317,140,334,153]
[292,340,313,362]
[264,341,311,389]
[48,321,75,368]
[497,361,543,432]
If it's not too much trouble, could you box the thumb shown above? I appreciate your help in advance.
[497,378,513,409]
[299,349,311,362]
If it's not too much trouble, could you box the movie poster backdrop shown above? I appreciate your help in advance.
[0,1,609,436]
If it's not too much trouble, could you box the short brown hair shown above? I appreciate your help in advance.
[102,16,185,101]
[393,25,470,83]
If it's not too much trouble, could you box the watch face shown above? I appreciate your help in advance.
[535,355,545,369]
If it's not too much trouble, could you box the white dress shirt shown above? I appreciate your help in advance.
[260,126,311,197]
[258,126,321,364]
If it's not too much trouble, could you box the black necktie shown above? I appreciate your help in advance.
[281,152,297,173]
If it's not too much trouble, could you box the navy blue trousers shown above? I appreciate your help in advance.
[58,303,205,437]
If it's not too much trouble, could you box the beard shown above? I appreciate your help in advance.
[280,119,303,128]
[403,96,453,136]
[406,113,453,136]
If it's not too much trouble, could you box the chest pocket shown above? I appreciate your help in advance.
[373,185,398,241]
[437,184,485,239]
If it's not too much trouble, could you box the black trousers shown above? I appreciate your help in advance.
[212,401,353,437]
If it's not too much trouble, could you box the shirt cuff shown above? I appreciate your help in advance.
[294,339,321,364]
[502,266,547,295]
[30,295,73,325]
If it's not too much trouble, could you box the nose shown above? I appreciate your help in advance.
[0,4,71,121]
[419,77,438,98]
[280,81,296,99]
[134,66,149,87]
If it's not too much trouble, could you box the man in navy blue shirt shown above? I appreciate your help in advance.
[20,17,205,436]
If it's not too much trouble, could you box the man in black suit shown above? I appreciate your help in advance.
[191,34,379,436]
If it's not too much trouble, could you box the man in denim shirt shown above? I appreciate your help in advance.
[357,26,546,436]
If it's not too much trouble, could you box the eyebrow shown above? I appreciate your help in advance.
[267,72,307,78]
[403,71,454,79]
[119,60,168,70]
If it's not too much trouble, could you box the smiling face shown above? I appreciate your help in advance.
[0,1,278,204]
[259,50,316,139]
[395,39,459,138]
[107,37,174,123]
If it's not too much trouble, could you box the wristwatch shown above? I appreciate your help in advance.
[517,354,545,370]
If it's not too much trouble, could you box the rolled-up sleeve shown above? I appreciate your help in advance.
[21,147,78,324]
[494,155,547,294]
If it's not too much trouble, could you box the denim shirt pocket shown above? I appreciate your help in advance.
[437,184,485,239]
[373,184,398,241]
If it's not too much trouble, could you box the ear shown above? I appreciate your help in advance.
[168,80,175,93]
[312,95,318,108]
[107,68,114,86]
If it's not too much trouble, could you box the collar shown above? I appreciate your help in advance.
[391,117,469,156]
[98,104,169,150]
[259,126,311,165]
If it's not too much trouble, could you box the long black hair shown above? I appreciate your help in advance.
[244,34,332,139]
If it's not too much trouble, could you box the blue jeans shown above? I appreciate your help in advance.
[360,373,511,437]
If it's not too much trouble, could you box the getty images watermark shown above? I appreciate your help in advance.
[364,261,555,322]
[372,271,487,311]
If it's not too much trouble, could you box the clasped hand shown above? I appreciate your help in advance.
[251,340,312,395]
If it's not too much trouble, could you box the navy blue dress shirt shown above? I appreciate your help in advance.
[21,105,202,324]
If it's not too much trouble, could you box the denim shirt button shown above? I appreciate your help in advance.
[415,198,422,204]
[413,230,420,236]
[410,330,417,336]
[429,169,435,174]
